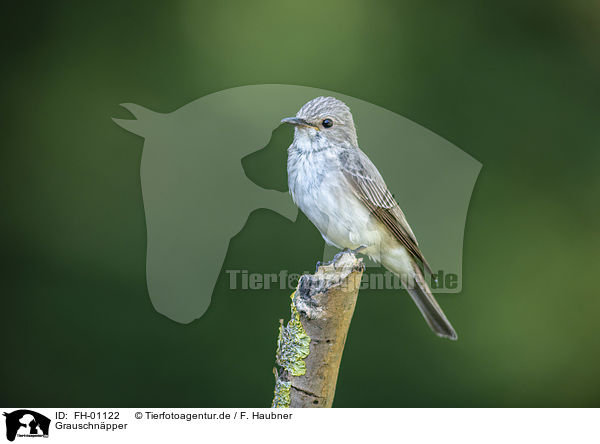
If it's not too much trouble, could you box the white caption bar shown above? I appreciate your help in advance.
[1,408,596,444]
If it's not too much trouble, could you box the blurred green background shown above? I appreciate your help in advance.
[2,0,599,407]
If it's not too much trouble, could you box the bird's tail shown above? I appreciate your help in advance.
[405,265,457,340]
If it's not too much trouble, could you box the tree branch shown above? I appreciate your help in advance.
[272,251,364,408]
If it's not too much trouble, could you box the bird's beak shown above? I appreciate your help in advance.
[281,117,319,130]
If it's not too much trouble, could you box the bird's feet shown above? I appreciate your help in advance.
[314,260,322,273]
[340,245,366,255]
[335,245,367,260]
[317,246,368,271]
[350,245,367,255]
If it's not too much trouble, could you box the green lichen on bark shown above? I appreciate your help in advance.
[275,292,311,376]
[272,291,311,408]
[271,371,291,408]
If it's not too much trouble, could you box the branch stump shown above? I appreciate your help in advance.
[272,251,364,408]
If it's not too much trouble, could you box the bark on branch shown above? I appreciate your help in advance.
[271,251,364,408]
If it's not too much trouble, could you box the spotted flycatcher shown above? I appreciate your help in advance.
[283,96,457,340]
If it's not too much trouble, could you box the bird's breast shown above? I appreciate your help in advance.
[287,145,377,251]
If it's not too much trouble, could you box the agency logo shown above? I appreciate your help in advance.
[3,410,50,441]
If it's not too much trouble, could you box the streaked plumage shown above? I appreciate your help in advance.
[284,96,457,340]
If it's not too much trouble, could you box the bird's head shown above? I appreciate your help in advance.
[281,96,358,149]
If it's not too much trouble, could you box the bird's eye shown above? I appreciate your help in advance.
[322,118,333,128]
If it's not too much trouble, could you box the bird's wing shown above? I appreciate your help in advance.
[339,148,433,274]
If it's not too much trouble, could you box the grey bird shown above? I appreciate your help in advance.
[283,96,457,340]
